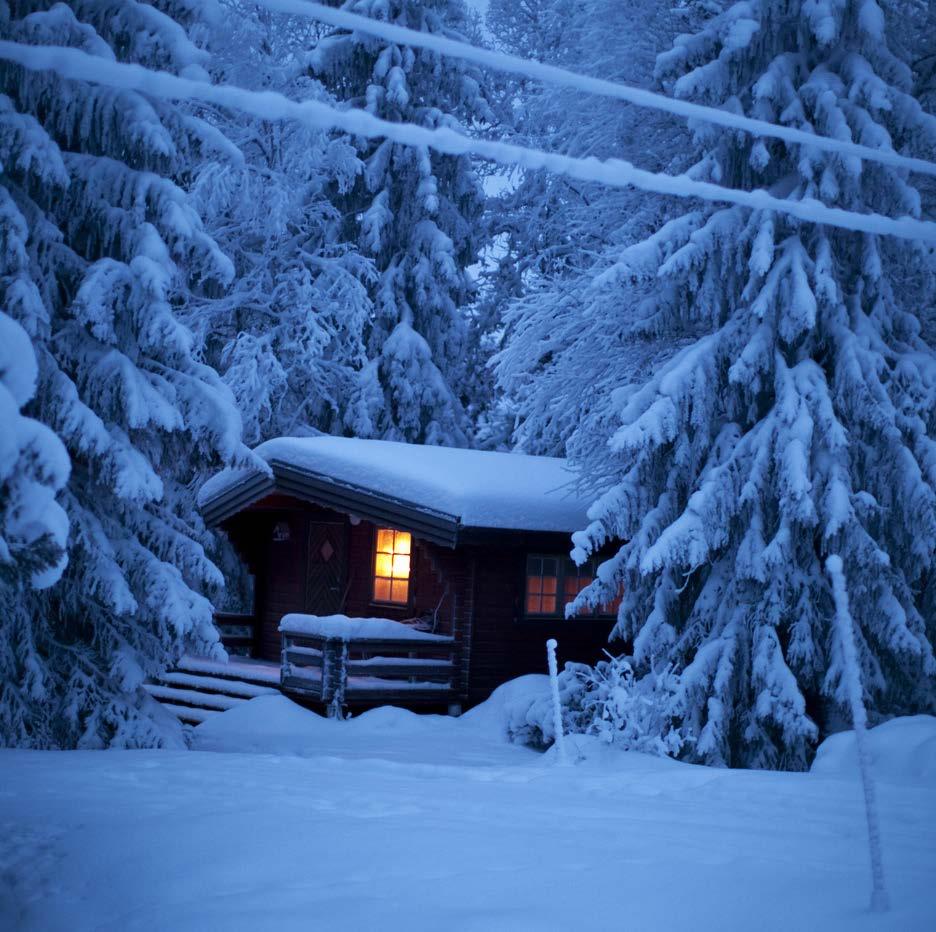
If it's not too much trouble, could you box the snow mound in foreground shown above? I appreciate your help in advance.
[811,715,936,783]
[192,695,330,753]
[192,688,936,785]
[190,677,556,757]
[191,692,525,757]
[459,674,551,742]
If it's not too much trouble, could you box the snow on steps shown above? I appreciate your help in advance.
[157,703,219,726]
[144,684,246,712]
[159,670,278,698]
[176,654,282,685]
[145,655,281,726]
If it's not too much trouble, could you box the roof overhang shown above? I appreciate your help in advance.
[200,459,461,548]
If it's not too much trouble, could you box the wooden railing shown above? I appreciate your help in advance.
[214,612,259,657]
[280,623,456,712]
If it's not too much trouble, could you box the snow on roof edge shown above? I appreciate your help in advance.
[199,436,590,534]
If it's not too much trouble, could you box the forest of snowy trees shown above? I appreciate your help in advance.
[0,0,934,768]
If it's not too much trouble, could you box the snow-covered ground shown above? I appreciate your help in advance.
[2,688,934,931]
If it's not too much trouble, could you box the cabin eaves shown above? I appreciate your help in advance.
[198,436,591,547]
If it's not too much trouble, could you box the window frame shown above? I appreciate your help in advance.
[522,553,619,621]
[524,554,562,617]
[371,526,413,607]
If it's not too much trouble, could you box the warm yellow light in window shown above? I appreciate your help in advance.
[375,552,393,578]
[374,528,412,604]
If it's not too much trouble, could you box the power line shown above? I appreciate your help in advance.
[257,0,936,180]
[2,41,935,244]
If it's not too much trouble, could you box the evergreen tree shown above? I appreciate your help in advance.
[308,0,491,446]
[0,0,245,748]
[189,0,375,444]
[566,0,936,768]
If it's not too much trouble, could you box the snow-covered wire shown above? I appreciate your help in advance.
[2,41,936,243]
[256,0,936,180]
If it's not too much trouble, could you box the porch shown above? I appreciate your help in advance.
[146,613,458,724]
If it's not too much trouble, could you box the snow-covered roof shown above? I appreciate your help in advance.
[199,436,589,540]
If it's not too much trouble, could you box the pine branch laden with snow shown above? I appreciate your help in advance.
[0,0,248,748]
[187,0,375,445]
[486,0,702,455]
[308,0,492,447]
[559,0,936,769]
[0,310,71,743]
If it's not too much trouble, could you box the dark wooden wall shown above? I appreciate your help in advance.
[224,496,457,664]
[460,538,615,705]
[222,496,617,700]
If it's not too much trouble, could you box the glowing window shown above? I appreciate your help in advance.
[373,528,411,604]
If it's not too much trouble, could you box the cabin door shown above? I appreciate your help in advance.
[305,521,348,615]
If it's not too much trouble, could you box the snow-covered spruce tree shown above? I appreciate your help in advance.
[308,0,491,446]
[0,0,246,747]
[189,0,375,444]
[568,0,936,769]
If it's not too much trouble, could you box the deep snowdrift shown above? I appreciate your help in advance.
[191,677,552,763]
[1,696,934,931]
[811,715,936,782]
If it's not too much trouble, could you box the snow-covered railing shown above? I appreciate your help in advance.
[279,614,456,713]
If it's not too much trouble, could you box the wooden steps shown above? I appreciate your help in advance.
[145,655,281,725]
[159,670,278,698]
[175,654,282,685]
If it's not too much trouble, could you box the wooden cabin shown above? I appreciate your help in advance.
[197,436,618,714]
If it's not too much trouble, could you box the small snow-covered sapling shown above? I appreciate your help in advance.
[546,639,569,764]
[826,555,889,914]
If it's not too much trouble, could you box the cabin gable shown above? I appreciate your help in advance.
[203,459,460,547]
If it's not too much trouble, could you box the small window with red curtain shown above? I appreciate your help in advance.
[525,554,621,619]
[525,556,559,614]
